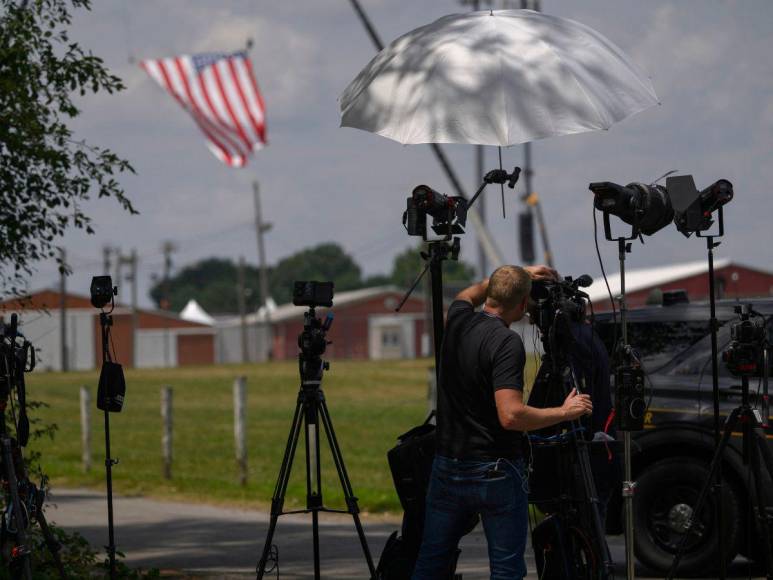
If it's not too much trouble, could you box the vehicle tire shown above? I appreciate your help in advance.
[633,456,740,576]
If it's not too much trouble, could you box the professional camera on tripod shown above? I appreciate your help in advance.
[0,316,66,580]
[256,281,375,580]
[527,274,615,580]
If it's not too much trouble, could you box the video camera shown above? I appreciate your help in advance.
[723,304,770,377]
[530,275,592,345]
[294,281,335,363]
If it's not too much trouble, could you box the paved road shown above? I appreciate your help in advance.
[43,488,761,579]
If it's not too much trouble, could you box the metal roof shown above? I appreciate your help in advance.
[216,285,408,328]
[585,258,734,303]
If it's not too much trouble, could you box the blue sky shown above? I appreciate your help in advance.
[24,0,773,307]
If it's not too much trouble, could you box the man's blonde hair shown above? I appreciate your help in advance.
[486,266,532,311]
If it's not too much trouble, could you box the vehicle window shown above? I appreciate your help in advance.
[615,321,710,371]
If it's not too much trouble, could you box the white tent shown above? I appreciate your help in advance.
[180,299,215,326]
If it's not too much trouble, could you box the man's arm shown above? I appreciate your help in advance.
[455,278,489,307]
[494,388,592,432]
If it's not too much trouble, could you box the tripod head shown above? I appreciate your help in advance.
[298,306,334,386]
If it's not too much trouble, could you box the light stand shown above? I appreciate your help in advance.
[98,310,118,580]
[601,211,646,580]
[696,206,726,579]
[395,167,521,384]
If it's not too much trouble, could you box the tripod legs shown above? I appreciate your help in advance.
[318,397,376,576]
[667,406,773,579]
[747,419,773,578]
[256,388,375,580]
[256,394,304,578]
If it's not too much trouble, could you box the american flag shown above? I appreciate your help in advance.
[141,51,267,168]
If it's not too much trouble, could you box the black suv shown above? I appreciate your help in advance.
[595,298,773,575]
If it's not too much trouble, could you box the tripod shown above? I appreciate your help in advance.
[667,309,773,579]
[256,307,376,580]
[530,313,614,579]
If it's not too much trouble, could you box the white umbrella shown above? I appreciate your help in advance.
[340,9,658,146]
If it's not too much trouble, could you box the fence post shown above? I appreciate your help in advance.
[234,376,247,486]
[80,386,91,472]
[161,386,173,479]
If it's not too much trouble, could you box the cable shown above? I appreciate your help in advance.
[592,207,618,357]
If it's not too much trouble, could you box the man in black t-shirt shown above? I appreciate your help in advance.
[412,265,593,580]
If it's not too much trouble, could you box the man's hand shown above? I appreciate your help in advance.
[561,388,593,421]
[524,265,559,281]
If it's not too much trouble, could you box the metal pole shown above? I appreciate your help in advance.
[706,236,727,579]
[618,238,635,580]
[59,248,68,372]
[99,313,117,580]
[253,182,273,360]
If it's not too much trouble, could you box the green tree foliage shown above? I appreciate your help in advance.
[269,242,362,304]
[390,245,476,296]
[151,242,476,314]
[0,0,134,293]
[150,243,364,313]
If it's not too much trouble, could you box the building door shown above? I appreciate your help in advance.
[379,325,403,359]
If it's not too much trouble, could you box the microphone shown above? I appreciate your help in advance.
[574,274,594,288]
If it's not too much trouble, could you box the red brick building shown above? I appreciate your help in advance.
[586,259,773,311]
[0,290,215,371]
[216,286,430,362]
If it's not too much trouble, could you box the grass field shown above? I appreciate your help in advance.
[25,358,537,514]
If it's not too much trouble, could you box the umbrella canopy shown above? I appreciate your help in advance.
[340,9,658,146]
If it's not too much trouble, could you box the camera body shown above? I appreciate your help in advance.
[723,306,768,377]
[293,281,334,308]
[404,185,467,240]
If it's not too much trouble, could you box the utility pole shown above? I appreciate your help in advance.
[461,0,488,279]
[114,249,124,293]
[161,241,177,367]
[237,256,248,364]
[120,251,139,368]
[253,182,273,360]
[518,0,554,269]
[103,246,112,276]
[59,248,69,372]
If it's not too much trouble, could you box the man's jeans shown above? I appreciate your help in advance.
[412,455,529,580]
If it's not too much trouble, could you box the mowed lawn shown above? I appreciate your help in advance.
[26,358,537,514]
